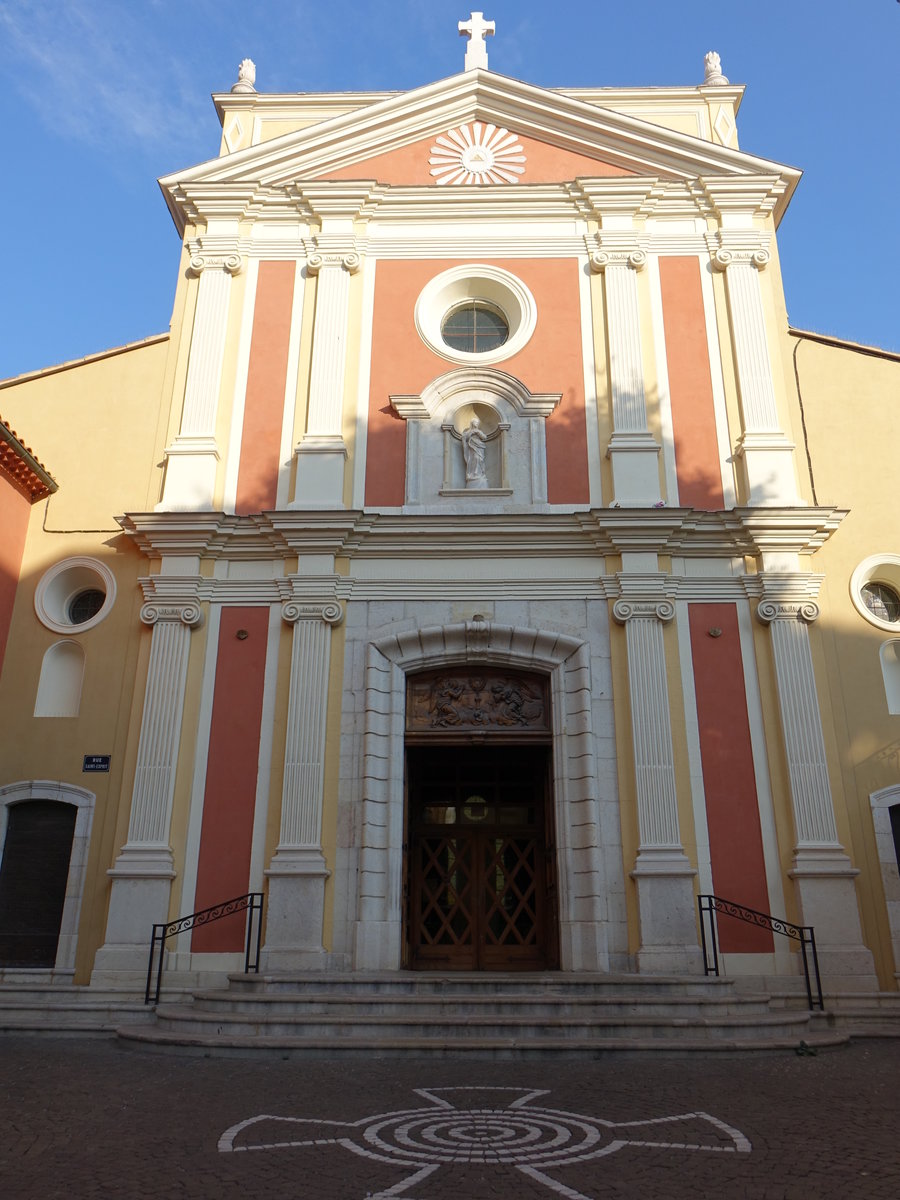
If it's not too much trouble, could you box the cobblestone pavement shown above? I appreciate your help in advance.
[1,1037,899,1199]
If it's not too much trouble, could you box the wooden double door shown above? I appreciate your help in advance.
[406,744,558,971]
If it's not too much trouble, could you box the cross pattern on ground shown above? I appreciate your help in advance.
[219,1086,751,1199]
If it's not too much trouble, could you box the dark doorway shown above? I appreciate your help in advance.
[406,744,557,971]
[0,801,77,967]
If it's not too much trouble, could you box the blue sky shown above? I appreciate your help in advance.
[2,0,898,380]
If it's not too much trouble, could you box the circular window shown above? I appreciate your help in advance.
[441,302,509,354]
[35,558,116,635]
[68,589,106,625]
[862,582,900,625]
[415,265,536,366]
[851,556,900,632]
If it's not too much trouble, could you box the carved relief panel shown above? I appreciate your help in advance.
[406,668,550,740]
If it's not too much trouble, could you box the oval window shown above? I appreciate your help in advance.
[441,303,509,354]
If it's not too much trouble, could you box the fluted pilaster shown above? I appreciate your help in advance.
[124,603,202,850]
[613,599,681,848]
[756,600,839,847]
[277,601,344,849]
[590,245,661,504]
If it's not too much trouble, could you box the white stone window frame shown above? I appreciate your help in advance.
[34,556,117,635]
[0,781,96,976]
[869,785,900,980]
[850,555,900,633]
[414,264,537,367]
[352,620,609,973]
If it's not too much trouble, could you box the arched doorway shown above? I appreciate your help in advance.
[404,668,558,970]
[0,800,77,967]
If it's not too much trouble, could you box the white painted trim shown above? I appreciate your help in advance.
[736,598,791,973]
[647,254,680,506]
[222,257,260,514]
[249,606,283,890]
[351,256,377,509]
[276,264,307,509]
[414,264,537,367]
[869,785,900,976]
[0,781,95,973]
[577,253,604,508]
[675,603,711,891]
[175,601,223,953]
[34,557,117,636]
[352,621,610,974]
[698,255,738,508]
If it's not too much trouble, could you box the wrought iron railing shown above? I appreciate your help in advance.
[698,894,824,1011]
[144,892,264,1005]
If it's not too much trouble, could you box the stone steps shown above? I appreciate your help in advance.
[114,970,852,1057]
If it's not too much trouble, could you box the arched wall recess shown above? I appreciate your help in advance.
[34,642,85,718]
[880,641,900,715]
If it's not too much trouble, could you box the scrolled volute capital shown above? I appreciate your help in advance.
[188,253,244,278]
[712,247,769,273]
[281,600,344,627]
[140,602,203,629]
[711,248,733,273]
[306,251,360,276]
[613,598,675,625]
[757,599,820,626]
[751,249,770,271]
[589,248,646,274]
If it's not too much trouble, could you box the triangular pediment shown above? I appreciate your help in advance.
[160,70,800,228]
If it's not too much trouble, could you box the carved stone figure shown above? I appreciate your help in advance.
[461,416,488,488]
[703,51,729,86]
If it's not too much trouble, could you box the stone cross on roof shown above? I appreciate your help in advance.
[458,11,495,71]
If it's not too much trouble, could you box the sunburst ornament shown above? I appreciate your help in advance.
[429,123,526,185]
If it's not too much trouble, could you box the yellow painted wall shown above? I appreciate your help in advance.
[794,331,900,986]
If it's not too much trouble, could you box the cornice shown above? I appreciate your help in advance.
[118,506,845,562]
[163,71,801,234]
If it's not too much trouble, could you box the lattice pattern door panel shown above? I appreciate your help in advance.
[410,835,476,968]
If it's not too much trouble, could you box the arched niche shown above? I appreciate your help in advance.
[34,641,85,718]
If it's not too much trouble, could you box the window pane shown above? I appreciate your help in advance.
[863,582,900,623]
[441,303,508,353]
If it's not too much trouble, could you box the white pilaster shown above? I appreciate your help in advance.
[159,253,243,511]
[262,599,344,969]
[757,598,877,988]
[614,594,701,973]
[92,602,202,981]
[590,247,661,504]
[711,245,799,505]
[292,248,360,509]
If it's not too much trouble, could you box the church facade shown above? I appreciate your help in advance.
[2,24,899,998]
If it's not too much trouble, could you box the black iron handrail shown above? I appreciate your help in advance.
[144,892,264,1005]
[698,894,824,1011]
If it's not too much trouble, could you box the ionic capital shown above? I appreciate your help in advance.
[281,601,344,627]
[756,600,820,626]
[187,252,244,277]
[140,602,203,628]
[613,598,676,625]
[589,248,648,274]
[711,247,770,273]
[306,250,361,276]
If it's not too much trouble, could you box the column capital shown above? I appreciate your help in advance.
[281,600,344,626]
[139,602,203,628]
[711,246,770,273]
[305,236,361,276]
[757,599,820,626]
[187,251,244,277]
[589,248,648,274]
[613,598,676,625]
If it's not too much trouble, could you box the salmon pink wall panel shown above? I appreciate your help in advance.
[365,258,589,506]
[235,261,296,514]
[192,607,269,952]
[659,257,724,511]
[0,481,30,678]
[688,602,773,953]
[320,129,634,186]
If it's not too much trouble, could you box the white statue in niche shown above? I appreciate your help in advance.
[461,416,488,488]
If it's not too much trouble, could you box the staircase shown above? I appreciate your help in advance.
[116,971,851,1058]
